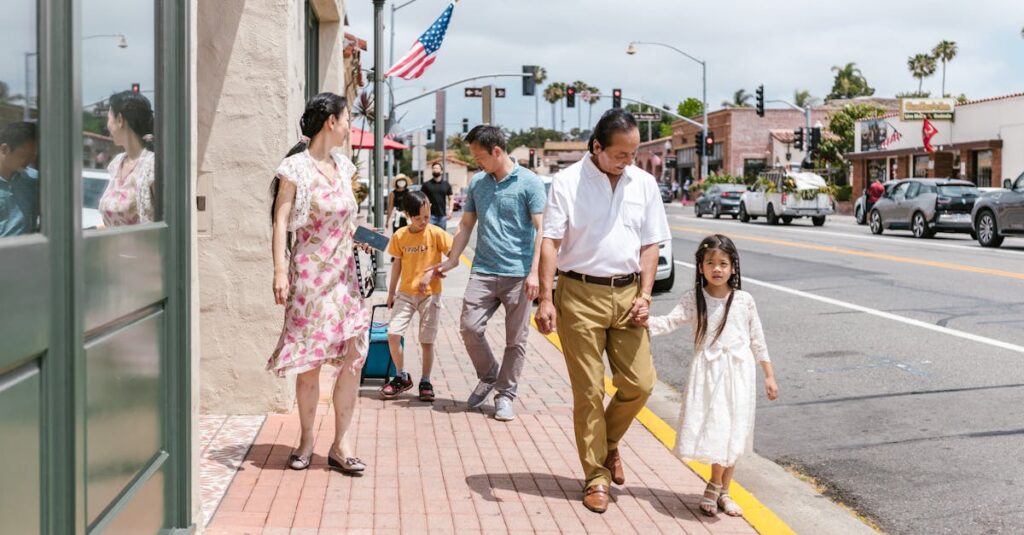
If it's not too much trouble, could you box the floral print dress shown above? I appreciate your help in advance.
[99,149,156,227]
[267,150,370,377]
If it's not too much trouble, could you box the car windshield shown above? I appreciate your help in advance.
[937,185,979,197]
[721,184,746,191]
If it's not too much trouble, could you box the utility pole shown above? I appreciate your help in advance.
[372,0,386,288]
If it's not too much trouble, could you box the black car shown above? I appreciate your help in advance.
[659,183,673,203]
[695,184,746,219]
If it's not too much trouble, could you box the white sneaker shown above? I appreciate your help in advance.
[467,381,495,409]
[494,395,516,422]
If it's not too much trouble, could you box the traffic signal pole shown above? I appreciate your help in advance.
[767,98,813,167]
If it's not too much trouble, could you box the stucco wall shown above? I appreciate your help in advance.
[197,0,348,414]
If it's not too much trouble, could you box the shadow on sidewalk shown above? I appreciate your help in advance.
[465,472,706,522]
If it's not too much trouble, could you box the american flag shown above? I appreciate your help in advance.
[385,3,455,80]
[880,122,903,149]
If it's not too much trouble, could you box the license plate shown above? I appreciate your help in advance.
[942,213,970,223]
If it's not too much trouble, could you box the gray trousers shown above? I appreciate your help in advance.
[460,273,532,400]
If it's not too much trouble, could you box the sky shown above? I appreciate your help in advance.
[344,0,1024,136]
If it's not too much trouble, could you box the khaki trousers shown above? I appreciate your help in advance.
[555,276,656,488]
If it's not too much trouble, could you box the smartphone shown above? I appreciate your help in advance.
[354,226,391,252]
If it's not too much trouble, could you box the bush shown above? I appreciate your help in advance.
[835,185,853,202]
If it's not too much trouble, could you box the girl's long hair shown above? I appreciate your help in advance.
[693,234,743,347]
[270,92,349,224]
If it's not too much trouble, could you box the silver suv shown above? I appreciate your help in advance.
[972,172,1024,247]
[869,179,980,239]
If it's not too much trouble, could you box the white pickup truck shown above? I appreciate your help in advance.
[739,171,834,226]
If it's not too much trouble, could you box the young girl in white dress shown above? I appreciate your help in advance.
[646,234,779,517]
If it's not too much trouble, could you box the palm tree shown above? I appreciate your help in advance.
[907,53,937,94]
[532,67,548,129]
[351,90,374,163]
[931,40,958,97]
[722,89,752,108]
[828,62,875,100]
[585,84,601,127]
[794,89,817,109]
[543,82,566,131]
[571,80,590,132]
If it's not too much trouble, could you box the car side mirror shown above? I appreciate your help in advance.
[1004,179,1012,189]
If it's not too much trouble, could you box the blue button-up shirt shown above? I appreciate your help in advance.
[0,167,40,236]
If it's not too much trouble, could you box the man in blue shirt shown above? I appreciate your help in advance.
[433,125,546,422]
[0,122,40,236]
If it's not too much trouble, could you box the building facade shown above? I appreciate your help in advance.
[847,94,1024,198]
[636,136,674,183]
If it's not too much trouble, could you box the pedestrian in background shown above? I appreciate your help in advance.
[867,178,884,212]
[421,161,453,230]
[386,174,412,233]
[644,234,779,518]
[268,92,370,475]
[382,190,453,402]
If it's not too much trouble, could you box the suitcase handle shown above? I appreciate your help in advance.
[370,304,390,325]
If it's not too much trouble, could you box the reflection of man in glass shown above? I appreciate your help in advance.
[98,90,156,227]
[0,122,40,236]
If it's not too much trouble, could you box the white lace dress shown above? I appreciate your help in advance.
[648,288,770,467]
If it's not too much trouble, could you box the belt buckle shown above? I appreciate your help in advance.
[609,275,620,286]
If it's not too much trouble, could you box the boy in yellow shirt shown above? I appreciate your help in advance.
[383,191,454,401]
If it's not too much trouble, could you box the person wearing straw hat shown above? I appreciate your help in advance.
[386,173,412,233]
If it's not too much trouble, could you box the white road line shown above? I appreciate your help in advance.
[670,213,1024,257]
[675,260,1024,356]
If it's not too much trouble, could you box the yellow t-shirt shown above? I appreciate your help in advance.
[387,225,453,296]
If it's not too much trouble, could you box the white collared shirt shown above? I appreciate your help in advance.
[542,155,671,277]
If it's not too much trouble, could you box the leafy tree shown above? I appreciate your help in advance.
[506,127,565,149]
[814,103,887,171]
[932,40,958,97]
[677,97,704,118]
[828,62,875,100]
[907,53,937,94]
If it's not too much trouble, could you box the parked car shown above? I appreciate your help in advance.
[868,178,980,239]
[695,183,746,219]
[854,180,897,225]
[82,168,110,229]
[739,171,833,226]
[654,239,675,292]
[451,192,467,212]
[659,183,673,203]
[972,172,1024,247]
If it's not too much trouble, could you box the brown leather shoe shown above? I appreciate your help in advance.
[604,449,625,485]
[583,484,609,513]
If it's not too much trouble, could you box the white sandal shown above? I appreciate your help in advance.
[718,491,743,517]
[700,482,722,516]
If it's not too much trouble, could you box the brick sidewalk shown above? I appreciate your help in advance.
[205,297,758,535]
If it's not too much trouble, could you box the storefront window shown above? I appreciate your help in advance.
[0,2,40,238]
[743,159,767,180]
[82,0,158,230]
[305,1,320,100]
[867,159,885,183]
[973,150,992,186]
[913,155,929,178]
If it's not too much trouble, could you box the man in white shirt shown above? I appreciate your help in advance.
[536,109,671,513]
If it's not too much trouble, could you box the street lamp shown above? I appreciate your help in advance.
[24,34,129,120]
[626,41,708,181]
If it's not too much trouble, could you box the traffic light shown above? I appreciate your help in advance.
[131,83,141,93]
[428,119,435,141]
[705,130,715,155]
[694,131,705,156]
[809,127,821,154]
[522,65,537,96]
[566,87,576,108]
[612,88,622,109]
[462,118,469,134]
[793,128,804,151]
[528,148,536,168]
[755,85,764,117]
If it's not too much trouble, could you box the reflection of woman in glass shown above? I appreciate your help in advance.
[268,92,370,473]
[98,91,155,226]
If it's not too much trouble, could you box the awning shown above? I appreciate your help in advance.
[350,128,409,150]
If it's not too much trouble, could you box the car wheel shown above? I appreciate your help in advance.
[695,203,703,218]
[713,204,722,219]
[911,212,933,238]
[976,211,1004,247]
[812,215,826,227]
[739,204,750,223]
[766,204,779,225]
[653,263,675,293]
[731,214,738,220]
[855,206,865,225]
[869,210,884,235]
[781,216,793,225]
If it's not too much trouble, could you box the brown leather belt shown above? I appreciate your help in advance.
[559,270,638,287]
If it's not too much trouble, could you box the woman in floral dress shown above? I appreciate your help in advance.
[269,92,370,473]
[98,91,156,227]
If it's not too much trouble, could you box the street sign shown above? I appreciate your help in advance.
[634,112,661,122]
[464,87,483,98]
[495,88,506,98]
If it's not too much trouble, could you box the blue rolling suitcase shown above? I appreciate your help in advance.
[361,304,400,384]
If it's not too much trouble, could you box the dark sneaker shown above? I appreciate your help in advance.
[380,374,413,398]
[467,380,495,409]
[418,381,436,402]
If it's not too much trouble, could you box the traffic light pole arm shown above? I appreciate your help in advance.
[393,73,532,109]
[602,94,706,130]
[767,99,813,163]
[629,41,705,68]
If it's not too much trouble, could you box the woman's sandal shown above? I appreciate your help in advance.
[718,491,743,517]
[700,482,722,516]
[288,453,311,471]
[328,455,366,476]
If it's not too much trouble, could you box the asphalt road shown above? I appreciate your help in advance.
[649,202,1024,534]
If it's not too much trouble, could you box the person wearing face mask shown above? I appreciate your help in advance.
[0,121,40,236]
[421,161,453,229]
[386,174,411,233]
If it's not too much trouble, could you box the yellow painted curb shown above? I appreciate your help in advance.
[457,253,793,534]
